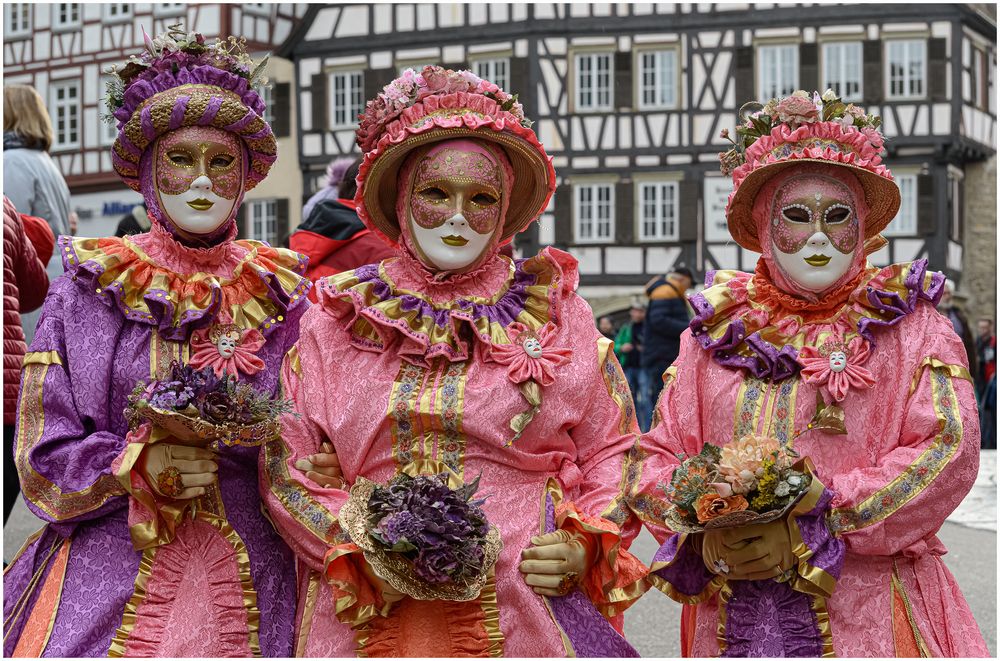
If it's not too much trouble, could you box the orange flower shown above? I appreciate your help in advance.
[694,493,749,523]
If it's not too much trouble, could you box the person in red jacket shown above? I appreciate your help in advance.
[290,158,396,301]
[3,195,53,523]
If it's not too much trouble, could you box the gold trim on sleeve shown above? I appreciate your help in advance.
[909,356,972,395]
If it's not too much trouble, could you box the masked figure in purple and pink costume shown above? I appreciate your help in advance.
[260,67,648,657]
[630,91,990,656]
[3,29,309,657]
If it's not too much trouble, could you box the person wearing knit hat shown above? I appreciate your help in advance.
[632,90,988,657]
[260,66,648,657]
[3,26,310,657]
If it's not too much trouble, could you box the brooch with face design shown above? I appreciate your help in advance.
[189,323,267,378]
[797,335,876,404]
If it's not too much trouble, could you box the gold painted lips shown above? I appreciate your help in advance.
[187,199,214,211]
[804,254,831,267]
[441,235,469,247]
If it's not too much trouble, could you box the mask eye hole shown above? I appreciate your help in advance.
[825,205,851,224]
[470,192,498,206]
[418,187,448,202]
[781,206,810,223]
[210,154,235,170]
[167,150,194,167]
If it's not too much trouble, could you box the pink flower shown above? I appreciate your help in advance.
[798,336,876,402]
[718,435,782,494]
[491,322,572,387]
[189,324,266,378]
[776,95,820,127]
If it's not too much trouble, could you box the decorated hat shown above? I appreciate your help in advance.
[355,66,556,245]
[105,25,275,192]
[721,90,899,253]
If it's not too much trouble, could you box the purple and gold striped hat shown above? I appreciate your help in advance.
[105,26,276,192]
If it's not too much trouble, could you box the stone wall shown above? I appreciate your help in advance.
[963,155,997,326]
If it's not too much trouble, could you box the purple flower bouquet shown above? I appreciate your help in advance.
[125,362,293,448]
[339,471,503,601]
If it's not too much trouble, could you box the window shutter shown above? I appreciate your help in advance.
[236,203,247,239]
[553,183,573,246]
[272,82,291,138]
[276,198,291,248]
[509,57,532,116]
[927,37,947,102]
[916,173,935,236]
[799,43,818,94]
[677,180,700,242]
[364,68,396,106]
[862,40,882,104]
[614,50,632,110]
[734,47,755,105]
[311,73,328,132]
[615,180,634,244]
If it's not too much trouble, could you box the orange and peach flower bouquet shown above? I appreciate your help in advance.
[662,435,812,534]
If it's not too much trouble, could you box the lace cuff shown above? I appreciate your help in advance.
[555,501,649,617]
[323,542,395,628]
[648,533,725,604]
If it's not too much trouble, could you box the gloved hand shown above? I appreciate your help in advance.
[361,557,406,606]
[296,441,344,488]
[701,520,795,581]
[139,443,217,500]
[519,529,595,596]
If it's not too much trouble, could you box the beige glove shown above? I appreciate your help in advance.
[295,441,344,488]
[701,520,795,581]
[360,556,406,606]
[139,443,217,499]
[519,529,595,596]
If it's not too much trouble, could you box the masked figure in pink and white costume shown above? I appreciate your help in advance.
[260,67,647,657]
[3,29,309,656]
[630,91,989,657]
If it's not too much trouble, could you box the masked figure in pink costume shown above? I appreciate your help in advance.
[2,29,310,656]
[630,91,989,657]
[260,66,647,657]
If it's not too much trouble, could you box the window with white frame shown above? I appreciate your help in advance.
[822,41,863,102]
[5,3,31,39]
[886,40,926,99]
[575,53,612,112]
[638,49,679,109]
[53,3,80,30]
[472,58,509,91]
[153,3,185,17]
[259,84,275,124]
[884,174,917,236]
[638,181,679,241]
[972,46,988,110]
[103,3,130,21]
[328,71,364,129]
[757,44,799,100]
[574,183,614,242]
[50,80,81,150]
[100,75,119,146]
[244,3,271,17]
[248,199,278,243]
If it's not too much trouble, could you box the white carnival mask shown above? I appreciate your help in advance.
[828,350,848,372]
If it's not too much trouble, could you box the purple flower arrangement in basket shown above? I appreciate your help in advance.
[366,473,491,585]
[126,362,293,446]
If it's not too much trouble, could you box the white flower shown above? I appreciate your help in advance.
[821,88,838,102]
[775,481,792,497]
[791,90,810,99]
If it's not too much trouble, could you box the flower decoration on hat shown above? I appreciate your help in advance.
[103,23,275,193]
[797,335,875,403]
[718,89,900,254]
[188,323,266,378]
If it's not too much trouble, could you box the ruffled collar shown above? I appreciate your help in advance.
[61,233,310,341]
[129,220,248,276]
[317,246,579,367]
[688,259,945,381]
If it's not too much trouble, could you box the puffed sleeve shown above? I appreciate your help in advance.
[259,312,390,627]
[826,308,980,557]
[14,278,128,526]
[550,295,649,617]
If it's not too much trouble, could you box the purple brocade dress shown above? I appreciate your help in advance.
[3,230,309,657]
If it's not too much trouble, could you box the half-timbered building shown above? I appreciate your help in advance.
[290,3,996,314]
[3,2,306,242]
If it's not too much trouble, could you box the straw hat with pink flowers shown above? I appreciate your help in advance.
[353,66,556,245]
[720,89,900,253]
